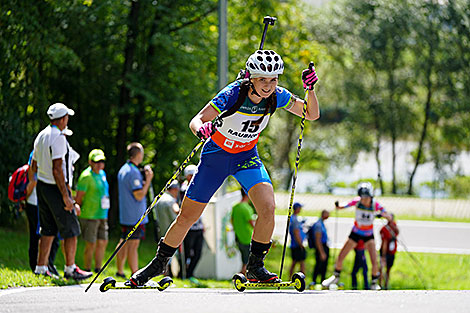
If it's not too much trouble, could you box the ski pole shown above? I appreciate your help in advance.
[259,16,276,50]
[278,63,313,282]
[85,139,204,292]
[378,219,428,289]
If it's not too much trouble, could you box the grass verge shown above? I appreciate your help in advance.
[1,227,469,290]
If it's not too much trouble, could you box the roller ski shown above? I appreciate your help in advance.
[233,272,306,292]
[309,282,344,290]
[99,276,173,292]
[101,238,175,292]
[232,241,305,292]
[321,271,345,290]
[370,275,381,291]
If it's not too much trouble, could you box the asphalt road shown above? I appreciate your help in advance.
[274,216,470,254]
[1,285,469,313]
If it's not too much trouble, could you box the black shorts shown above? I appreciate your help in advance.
[290,247,306,261]
[37,181,81,238]
[349,231,374,244]
[121,224,146,240]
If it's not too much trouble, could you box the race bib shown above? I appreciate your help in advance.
[355,209,374,226]
[101,196,110,209]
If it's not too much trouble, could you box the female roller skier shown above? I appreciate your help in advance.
[322,182,392,290]
[127,50,320,286]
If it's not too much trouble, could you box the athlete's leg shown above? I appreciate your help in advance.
[323,239,356,287]
[240,182,280,282]
[335,239,357,271]
[127,198,207,286]
[248,182,276,243]
[365,239,379,275]
[164,198,207,247]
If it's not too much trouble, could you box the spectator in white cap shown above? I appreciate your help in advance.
[181,164,197,198]
[154,180,180,276]
[180,164,204,282]
[31,102,92,280]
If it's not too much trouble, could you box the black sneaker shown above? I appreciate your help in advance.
[48,264,60,277]
[64,266,93,281]
[116,272,126,279]
[246,253,280,283]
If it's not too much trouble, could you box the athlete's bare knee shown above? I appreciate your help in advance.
[175,211,199,228]
[256,202,275,221]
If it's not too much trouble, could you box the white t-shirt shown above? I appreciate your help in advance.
[26,187,37,206]
[33,125,79,186]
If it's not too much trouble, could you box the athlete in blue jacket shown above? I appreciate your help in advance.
[128,50,320,286]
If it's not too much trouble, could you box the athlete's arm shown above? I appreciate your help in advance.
[26,161,37,198]
[52,158,74,212]
[285,90,320,121]
[189,103,219,137]
[293,228,304,249]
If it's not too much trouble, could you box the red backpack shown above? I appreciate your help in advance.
[8,164,29,202]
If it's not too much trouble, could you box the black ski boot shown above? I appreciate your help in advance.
[126,239,177,287]
[246,240,281,283]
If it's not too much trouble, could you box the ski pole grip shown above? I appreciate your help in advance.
[309,61,315,70]
[334,201,339,207]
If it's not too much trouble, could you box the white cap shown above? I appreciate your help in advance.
[168,180,179,190]
[184,165,197,177]
[47,103,75,120]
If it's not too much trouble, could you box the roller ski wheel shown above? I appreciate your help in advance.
[99,276,173,292]
[232,272,305,292]
[232,273,247,292]
[156,276,173,291]
[100,277,116,292]
[292,272,306,292]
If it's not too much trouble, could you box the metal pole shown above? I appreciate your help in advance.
[217,0,229,195]
[218,0,228,91]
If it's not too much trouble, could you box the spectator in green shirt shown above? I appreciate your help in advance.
[75,149,110,272]
[231,189,256,274]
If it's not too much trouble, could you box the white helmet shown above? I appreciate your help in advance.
[357,182,374,197]
[245,50,284,77]
[184,165,197,177]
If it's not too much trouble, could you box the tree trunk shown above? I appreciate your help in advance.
[116,0,141,166]
[407,70,432,195]
[391,131,397,194]
[374,120,384,194]
[112,0,141,227]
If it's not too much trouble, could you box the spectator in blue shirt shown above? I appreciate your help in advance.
[289,202,306,278]
[116,142,153,277]
[308,210,330,285]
